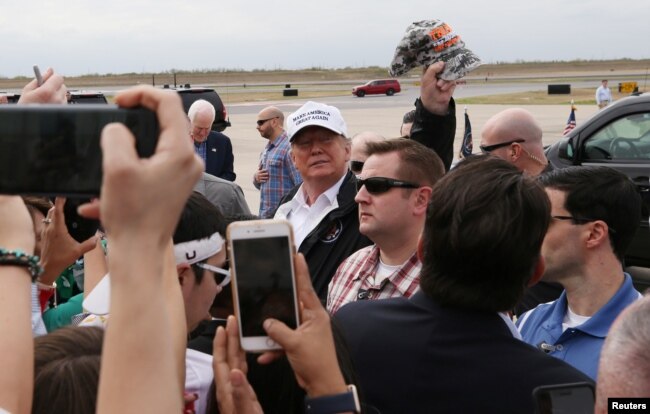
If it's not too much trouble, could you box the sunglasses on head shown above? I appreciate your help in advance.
[256,117,278,127]
[356,176,419,194]
[350,160,364,174]
[479,139,526,153]
[196,262,231,288]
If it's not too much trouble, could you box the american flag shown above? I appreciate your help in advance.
[459,107,473,159]
[563,103,577,136]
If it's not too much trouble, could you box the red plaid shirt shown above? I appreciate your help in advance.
[326,244,421,314]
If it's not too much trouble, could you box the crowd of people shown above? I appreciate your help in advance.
[0,56,647,414]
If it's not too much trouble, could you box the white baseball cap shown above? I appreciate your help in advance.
[286,101,347,142]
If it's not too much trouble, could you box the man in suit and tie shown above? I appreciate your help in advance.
[188,99,236,181]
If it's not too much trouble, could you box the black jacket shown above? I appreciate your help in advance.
[410,97,457,172]
[335,291,593,414]
[276,171,371,300]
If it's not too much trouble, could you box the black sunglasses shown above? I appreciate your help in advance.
[350,160,364,174]
[356,176,419,194]
[479,139,526,153]
[551,215,617,234]
[256,117,278,127]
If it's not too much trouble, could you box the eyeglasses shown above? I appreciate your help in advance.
[356,176,419,194]
[350,160,364,174]
[551,215,617,234]
[479,139,526,153]
[196,262,231,287]
[256,117,278,127]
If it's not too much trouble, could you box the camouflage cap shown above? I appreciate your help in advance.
[389,20,481,80]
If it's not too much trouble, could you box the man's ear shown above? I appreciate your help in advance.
[177,263,190,286]
[528,255,546,287]
[413,187,433,214]
[511,143,522,162]
[586,220,609,249]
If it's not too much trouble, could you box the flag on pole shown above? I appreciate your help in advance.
[459,106,473,159]
[563,101,577,135]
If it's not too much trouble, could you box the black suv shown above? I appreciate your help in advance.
[163,86,231,132]
[546,93,650,290]
[2,91,108,104]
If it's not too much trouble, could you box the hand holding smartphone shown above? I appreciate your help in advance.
[0,104,159,197]
[228,219,300,352]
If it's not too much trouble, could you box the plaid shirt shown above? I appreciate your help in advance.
[326,244,421,314]
[255,131,302,218]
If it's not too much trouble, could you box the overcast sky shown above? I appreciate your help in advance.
[1,0,648,78]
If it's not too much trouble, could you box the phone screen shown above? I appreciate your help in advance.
[232,236,297,337]
[535,383,594,414]
[0,105,158,197]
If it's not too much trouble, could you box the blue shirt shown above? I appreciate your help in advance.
[516,273,642,379]
[254,131,302,218]
[194,140,207,163]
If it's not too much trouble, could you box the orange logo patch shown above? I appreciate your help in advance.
[428,23,460,53]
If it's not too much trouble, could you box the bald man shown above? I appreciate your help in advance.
[481,108,558,316]
[480,108,550,176]
[349,131,385,175]
[254,106,302,218]
[596,296,650,414]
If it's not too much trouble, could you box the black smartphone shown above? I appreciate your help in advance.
[0,104,159,197]
[533,382,595,414]
[227,220,300,352]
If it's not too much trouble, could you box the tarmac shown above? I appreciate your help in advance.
[223,84,601,214]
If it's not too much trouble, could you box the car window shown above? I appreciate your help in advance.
[584,112,650,160]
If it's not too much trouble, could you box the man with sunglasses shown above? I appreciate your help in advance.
[327,139,444,314]
[481,108,560,315]
[334,156,591,414]
[349,131,385,175]
[253,106,302,218]
[517,166,643,379]
[480,108,550,176]
[274,101,372,300]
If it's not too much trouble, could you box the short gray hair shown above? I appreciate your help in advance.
[188,99,216,124]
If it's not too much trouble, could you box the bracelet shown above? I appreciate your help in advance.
[0,248,43,281]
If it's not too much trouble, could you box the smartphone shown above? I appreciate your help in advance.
[63,197,101,243]
[533,382,595,414]
[0,104,159,197]
[227,219,300,352]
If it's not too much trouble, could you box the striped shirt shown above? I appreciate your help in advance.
[255,131,302,218]
[327,244,421,314]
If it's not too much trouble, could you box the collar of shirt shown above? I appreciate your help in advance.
[283,172,346,248]
[354,246,420,295]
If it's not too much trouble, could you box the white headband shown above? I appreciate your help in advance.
[173,232,225,265]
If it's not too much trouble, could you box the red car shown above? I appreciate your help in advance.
[352,79,401,97]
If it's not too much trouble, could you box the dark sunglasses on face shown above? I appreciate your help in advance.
[551,215,617,234]
[356,176,419,194]
[350,160,364,174]
[196,261,231,287]
[256,117,278,127]
[479,139,526,153]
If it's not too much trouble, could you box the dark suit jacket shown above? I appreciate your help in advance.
[334,291,593,414]
[204,131,236,182]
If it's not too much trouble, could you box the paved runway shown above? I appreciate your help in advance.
[224,82,602,214]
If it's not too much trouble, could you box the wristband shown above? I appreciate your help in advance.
[0,248,42,281]
[304,384,360,414]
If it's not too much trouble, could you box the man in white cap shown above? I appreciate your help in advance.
[274,101,371,299]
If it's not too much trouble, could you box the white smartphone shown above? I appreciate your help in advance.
[227,219,300,352]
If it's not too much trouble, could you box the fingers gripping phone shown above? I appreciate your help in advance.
[227,219,300,352]
[0,104,159,197]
